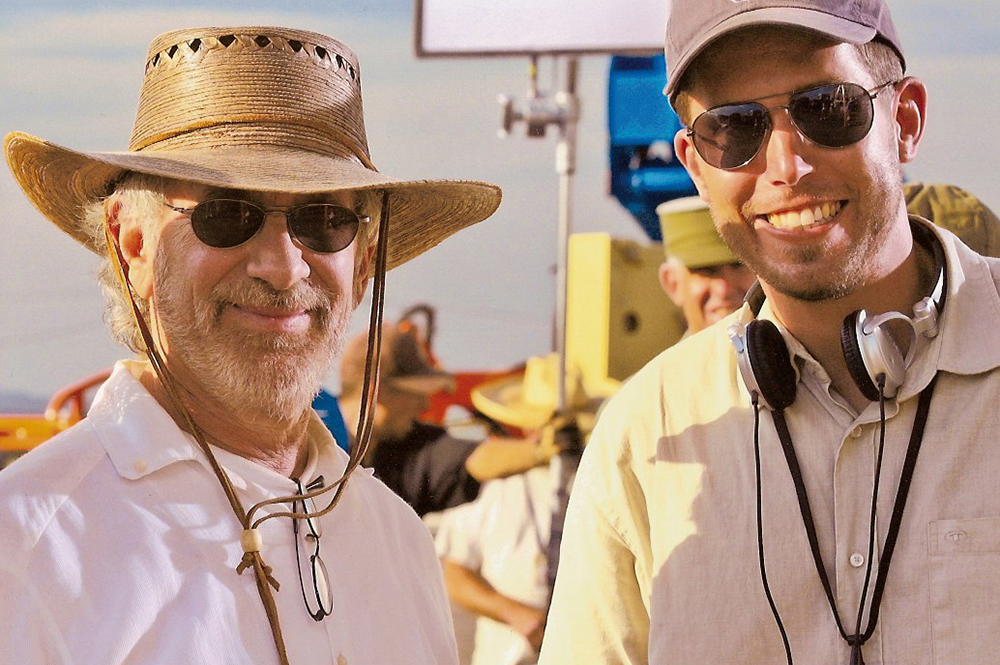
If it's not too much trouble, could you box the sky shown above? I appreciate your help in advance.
[1,0,999,404]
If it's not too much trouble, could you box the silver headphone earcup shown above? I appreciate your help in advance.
[841,310,907,400]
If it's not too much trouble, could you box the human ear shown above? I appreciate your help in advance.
[113,203,156,300]
[659,262,685,307]
[675,128,710,203]
[894,77,927,164]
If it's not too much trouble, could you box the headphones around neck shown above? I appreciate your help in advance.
[729,222,947,410]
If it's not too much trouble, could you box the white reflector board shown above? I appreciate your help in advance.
[415,0,672,56]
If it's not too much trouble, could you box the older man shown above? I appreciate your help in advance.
[540,1,1000,664]
[656,196,757,334]
[0,27,499,665]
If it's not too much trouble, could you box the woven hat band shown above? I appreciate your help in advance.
[132,118,375,171]
[128,28,372,168]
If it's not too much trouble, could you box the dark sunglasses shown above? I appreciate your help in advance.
[164,199,370,254]
[687,80,898,170]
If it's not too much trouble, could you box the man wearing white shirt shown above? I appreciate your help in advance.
[0,25,499,665]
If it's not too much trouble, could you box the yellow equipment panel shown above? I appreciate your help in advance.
[566,233,686,387]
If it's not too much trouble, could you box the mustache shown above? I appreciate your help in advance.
[211,278,335,314]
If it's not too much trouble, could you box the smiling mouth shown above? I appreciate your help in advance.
[764,201,844,230]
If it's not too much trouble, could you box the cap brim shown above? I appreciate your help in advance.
[4,131,501,270]
[666,7,877,100]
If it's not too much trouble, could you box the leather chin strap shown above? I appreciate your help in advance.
[104,190,391,665]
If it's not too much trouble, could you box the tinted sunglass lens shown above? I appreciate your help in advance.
[790,83,873,148]
[693,104,770,169]
[289,205,360,253]
[190,200,264,248]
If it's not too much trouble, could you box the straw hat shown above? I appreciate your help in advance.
[3,26,501,269]
[470,354,620,432]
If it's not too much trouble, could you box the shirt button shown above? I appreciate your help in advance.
[850,553,865,568]
[337,655,348,665]
[851,426,863,439]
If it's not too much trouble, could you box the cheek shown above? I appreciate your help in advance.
[701,168,756,217]
[312,252,358,295]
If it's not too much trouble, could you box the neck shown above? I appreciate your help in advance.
[763,224,936,413]
[135,363,312,478]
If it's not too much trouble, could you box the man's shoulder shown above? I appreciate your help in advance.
[348,462,441,540]
[609,316,739,416]
[0,420,109,554]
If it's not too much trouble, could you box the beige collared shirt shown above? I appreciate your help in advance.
[539,220,1000,665]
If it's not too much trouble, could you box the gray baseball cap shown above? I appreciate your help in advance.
[664,0,906,101]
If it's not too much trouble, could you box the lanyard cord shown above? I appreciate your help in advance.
[753,393,793,665]
[757,372,938,664]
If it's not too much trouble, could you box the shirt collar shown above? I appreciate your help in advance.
[908,217,1000,381]
[89,360,343,490]
[742,217,1000,404]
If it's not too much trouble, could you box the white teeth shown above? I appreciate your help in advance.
[766,201,842,229]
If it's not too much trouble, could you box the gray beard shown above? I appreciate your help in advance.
[151,242,351,422]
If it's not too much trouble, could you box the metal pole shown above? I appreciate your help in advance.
[554,57,579,413]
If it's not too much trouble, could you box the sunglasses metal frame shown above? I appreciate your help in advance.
[164,199,371,254]
[687,80,899,170]
[293,477,334,622]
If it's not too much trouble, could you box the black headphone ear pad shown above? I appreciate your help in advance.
[840,311,881,402]
[745,319,797,410]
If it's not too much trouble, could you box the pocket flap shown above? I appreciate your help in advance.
[929,517,1000,555]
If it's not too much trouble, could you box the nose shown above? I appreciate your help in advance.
[761,111,813,186]
[244,213,311,290]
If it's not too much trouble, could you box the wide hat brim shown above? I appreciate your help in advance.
[5,131,501,270]
[470,355,620,431]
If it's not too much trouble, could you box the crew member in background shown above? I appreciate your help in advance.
[435,355,614,665]
[657,195,757,335]
[339,322,558,516]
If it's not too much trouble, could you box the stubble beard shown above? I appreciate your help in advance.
[715,165,904,303]
[152,244,352,422]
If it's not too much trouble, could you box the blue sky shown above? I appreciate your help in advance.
[1,0,998,401]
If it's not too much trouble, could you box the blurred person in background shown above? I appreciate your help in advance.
[339,321,559,517]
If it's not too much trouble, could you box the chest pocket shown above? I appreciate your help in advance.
[928,518,1000,664]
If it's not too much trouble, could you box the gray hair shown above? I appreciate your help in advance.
[80,173,167,352]
[80,174,381,353]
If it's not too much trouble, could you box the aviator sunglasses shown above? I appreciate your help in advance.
[164,199,370,253]
[687,80,898,170]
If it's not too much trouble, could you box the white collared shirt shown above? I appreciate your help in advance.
[0,360,457,665]
[436,466,554,665]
